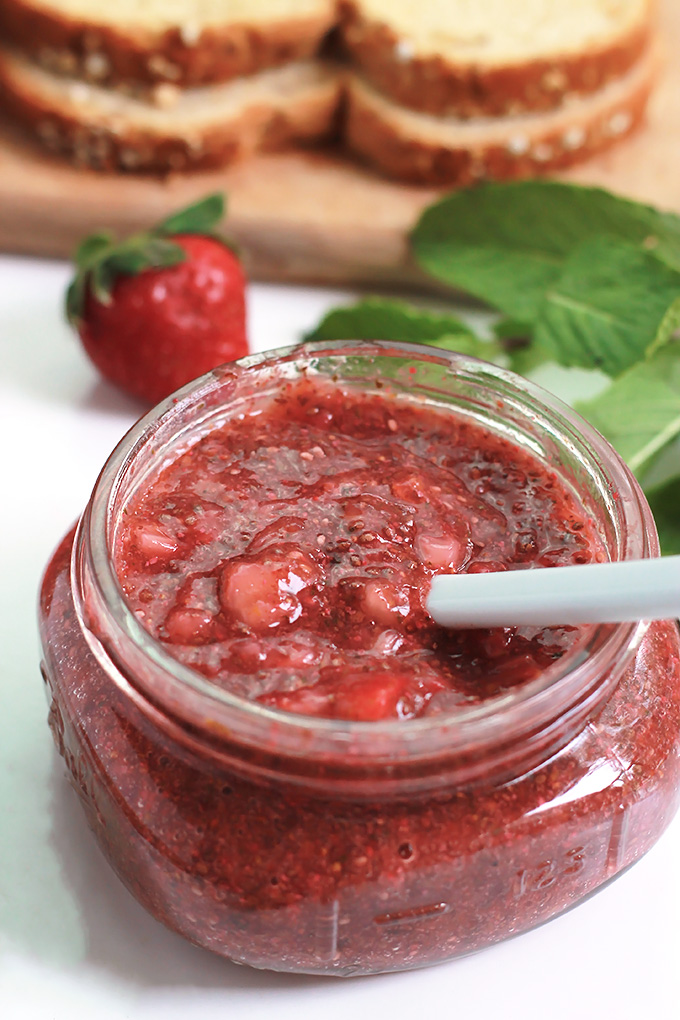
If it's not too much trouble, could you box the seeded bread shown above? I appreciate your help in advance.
[340,0,655,118]
[0,48,343,172]
[345,42,658,185]
[0,0,337,87]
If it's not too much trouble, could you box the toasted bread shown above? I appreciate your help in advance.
[345,41,658,184]
[0,0,337,86]
[0,47,343,172]
[340,0,655,117]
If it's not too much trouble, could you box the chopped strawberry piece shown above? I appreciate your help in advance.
[163,607,214,645]
[332,673,418,722]
[219,545,323,632]
[390,471,429,503]
[220,561,301,631]
[361,579,410,626]
[259,685,335,717]
[259,668,446,722]
[414,520,472,571]
[134,523,180,559]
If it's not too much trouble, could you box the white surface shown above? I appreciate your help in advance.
[428,556,680,628]
[1,254,679,1020]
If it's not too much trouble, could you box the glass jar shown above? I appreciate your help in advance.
[39,340,680,976]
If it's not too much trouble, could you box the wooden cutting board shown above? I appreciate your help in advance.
[1,0,679,288]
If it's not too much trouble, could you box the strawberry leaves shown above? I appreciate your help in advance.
[156,193,225,236]
[66,193,225,324]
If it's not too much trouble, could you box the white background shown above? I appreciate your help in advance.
[1,254,679,1020]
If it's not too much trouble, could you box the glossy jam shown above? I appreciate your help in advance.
[114,378,604,721]
[39,344,680,975]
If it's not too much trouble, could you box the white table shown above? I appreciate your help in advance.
[2,254,679,1020]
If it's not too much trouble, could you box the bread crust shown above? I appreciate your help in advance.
[345,54,657,186]
[0,0,337,86]
[339,0,656,118]
[0,54,343,173]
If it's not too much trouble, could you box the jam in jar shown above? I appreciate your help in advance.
[39,341,680,975]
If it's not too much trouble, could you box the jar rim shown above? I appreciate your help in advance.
[78,339,656,767]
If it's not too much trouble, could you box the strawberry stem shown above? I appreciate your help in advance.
[65,192,228,326]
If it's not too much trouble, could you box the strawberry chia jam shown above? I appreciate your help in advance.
[39,341,680,975]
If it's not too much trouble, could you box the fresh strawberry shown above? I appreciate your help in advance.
[66,194,248,405]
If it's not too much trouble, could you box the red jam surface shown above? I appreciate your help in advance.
[39,372,680,975]
[114,378,604,721]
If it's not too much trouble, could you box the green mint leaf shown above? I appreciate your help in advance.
[534,239,680,376]
[305,297,474,342]
[304,298,504,362]
[305,297,507,363]
[649,295,680,358]
[427,332,505,362]
[414,238,559,322]
[491,317,548,374]
[157,193,225,236]
[411,181,680,321]
[642,218,680,274]
[646,476,680,555]
[576,344,680,476]
[493,318,532,342]
[507,343,550,376]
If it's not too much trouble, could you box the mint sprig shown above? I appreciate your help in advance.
[305,297,505,363]
[647,477,680,555]
[534,239,680,376]
[65,193,226,325]
[411,180,680,321]
[576,344,680,476]
[308,181,680,553]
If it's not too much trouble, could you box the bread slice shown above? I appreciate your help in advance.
[0,0,337,87]
[340,0,655,118]
[345,41,659,185]
[0,48,343,172]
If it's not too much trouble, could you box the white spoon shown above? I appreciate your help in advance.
[427,555,680,629]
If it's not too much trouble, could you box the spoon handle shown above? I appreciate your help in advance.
[427,555,680,629]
